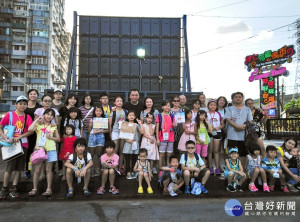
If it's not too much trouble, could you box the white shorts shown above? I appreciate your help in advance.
[111,132,120,141]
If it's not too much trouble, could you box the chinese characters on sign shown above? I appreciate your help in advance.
[244,45,295,71]
[244,200,296,217]
[260,77,276,116]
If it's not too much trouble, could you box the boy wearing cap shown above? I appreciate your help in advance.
[0,96,33,199]
[51,89,64,112]
[225,147,247,192]
[262,145,289,192]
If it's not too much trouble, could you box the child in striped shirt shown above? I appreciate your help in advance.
[261,145,289,192]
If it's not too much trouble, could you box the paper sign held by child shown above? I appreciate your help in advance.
[119,122,136,140]
[93,118,109,129]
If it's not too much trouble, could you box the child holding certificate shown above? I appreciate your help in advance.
[88,106,109,176]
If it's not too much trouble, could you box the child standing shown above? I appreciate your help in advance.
[191,99,201,122]
[65,138,93,197]
[88,106,109,177]
[156,100,176,170]
[79,94,94,140]
[262,145,289,192]
[34,94,60,123]
[159,155,184,196]
[178,109,197,156]
[58,125,77,181]
[133,149,153,194]
[246,144,269,192]
[180,140,210,194]
[207,99,224,176]
[140,113,159,172]
[195,110,212,161]
[109,96,127,173]
[28,109,60,196]
[0,96,33,199]
[225,148,247,192]
[97,141,120,195]
[123,111,144,179]
[64,107,83,138]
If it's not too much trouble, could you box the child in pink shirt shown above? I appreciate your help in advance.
[156,100,176,171]
[97,141,119,195]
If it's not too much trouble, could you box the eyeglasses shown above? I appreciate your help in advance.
[43,100,52,103]
[186,146,195,149]
[173,100,180,102]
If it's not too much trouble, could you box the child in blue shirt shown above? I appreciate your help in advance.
[262,145,289,192]
[225,148,247,192]
[180,140,210,194]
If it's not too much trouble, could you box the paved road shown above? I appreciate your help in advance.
[0,196,299,222]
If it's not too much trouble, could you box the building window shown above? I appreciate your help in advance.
[19,73,24,78]
[14,45,19,50]
[13,86,18,91]
[21,46,25,50]
[20,86,24,91]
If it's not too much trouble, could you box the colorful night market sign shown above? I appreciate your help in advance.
[261,76,276,115]
[245,45,295,82]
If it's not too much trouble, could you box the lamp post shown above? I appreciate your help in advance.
[137,48,145,91]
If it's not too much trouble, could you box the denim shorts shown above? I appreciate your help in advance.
[47,150,58,163]
[88,133,105,147]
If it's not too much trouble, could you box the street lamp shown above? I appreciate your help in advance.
[137,48,145,91]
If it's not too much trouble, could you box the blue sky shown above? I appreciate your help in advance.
[65,0,300,100]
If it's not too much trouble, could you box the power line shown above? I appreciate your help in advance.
[0,63,44,95]
[190,21,298,57]
[188,0,251,16]
[191,14,300,19]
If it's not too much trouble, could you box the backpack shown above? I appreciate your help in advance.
[111,109,128,129]
[184,153,200,167]
[245,121,259,149]
[71,151,88,167]
[158,113,174,132]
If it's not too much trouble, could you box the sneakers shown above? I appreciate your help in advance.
[209,167,214,175]
[249,184,259,192]
[185,186,191,194]
[96,186,105,195]
[119,165,125,175]
[226,185,236,192]
[9,186,19,198]
[236,184,243,192]
[147,187,153,194]
[200,184,209,194]
[287,183,298,192]
[282,186,290,193]
[269,185,275,192]
[25,171,31,179]
[263,185,270,192]
[126,172,133,180]
[0,187,9,199]
[215,168,221,176]
[295,183,300,190]
[138,186,143,194]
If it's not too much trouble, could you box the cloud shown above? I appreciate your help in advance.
[216,21,251,34]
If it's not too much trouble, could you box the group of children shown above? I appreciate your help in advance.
[0,91,299,199]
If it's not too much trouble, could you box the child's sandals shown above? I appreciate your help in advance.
[66,189,74,198]
[97,186,105,195]
[29,189,37,196]
[83,188,91,197]
[42,189,52,196]
[109,186,119,195]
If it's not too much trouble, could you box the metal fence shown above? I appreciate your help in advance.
[265,118,300,140]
